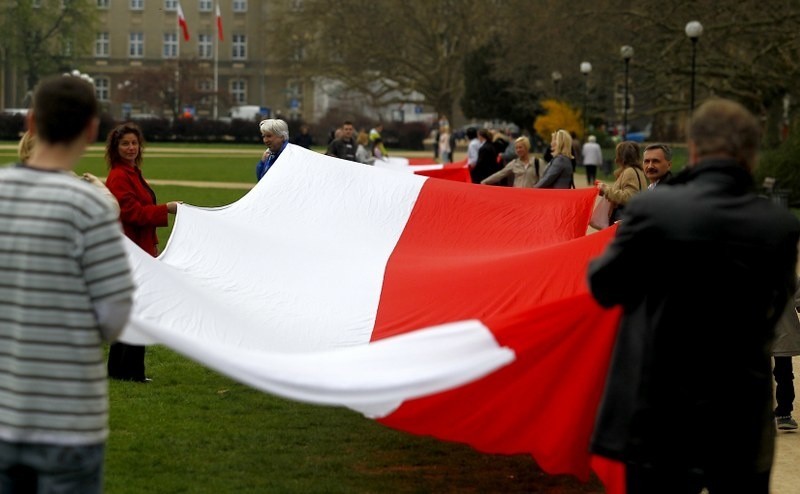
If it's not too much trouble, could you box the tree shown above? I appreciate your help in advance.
[270,0,505,123]
[485,0,800,144]
[115,61,221,119]
[533,100,582,141]
[461,43,542,133]
[0,0,98,93]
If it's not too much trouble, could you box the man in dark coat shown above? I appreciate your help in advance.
[325,120,357,161]
[588,99,800,494]
[470,128,499,184]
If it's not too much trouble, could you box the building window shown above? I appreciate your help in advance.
[198,79,213,104]
[97,0,110,8]
[290,42,305,62]
[95,32,110,57]
[233,0,247,12]
[232,34,246,60]
[290,0,303,11]
[164,0,177,10]
[95,77,110,102]
[33,0,41,7]
[129,32,144,58]
[198,33,212,59]
[230,79,246,104]
[199,0,212,12]
[163,32,178,58]
[130,0,143,10]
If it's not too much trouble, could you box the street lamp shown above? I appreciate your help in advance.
[551,71,562,99]
[64,69,94,86]
[580,61,592,136]
[685,20,703,114]
[620,45,634,140]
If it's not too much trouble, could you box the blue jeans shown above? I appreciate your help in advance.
[0,440,104,494]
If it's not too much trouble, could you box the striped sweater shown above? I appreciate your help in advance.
[0,163,134,446]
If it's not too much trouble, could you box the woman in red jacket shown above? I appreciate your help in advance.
[104,122,179,382]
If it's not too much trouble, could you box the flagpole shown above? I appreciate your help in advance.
[176,25,181,119]
[213,2,220,120]
[213,19,219,120]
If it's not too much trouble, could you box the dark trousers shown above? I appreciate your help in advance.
[107,342,146,381]
[774,356,795,416]
[626,463,770,494]
[585,165,598,185]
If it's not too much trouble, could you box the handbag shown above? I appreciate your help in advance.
[590,197,612,230]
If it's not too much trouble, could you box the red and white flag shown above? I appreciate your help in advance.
[177,2,190,41]
[215,3,224,41]
[121,145,625,493]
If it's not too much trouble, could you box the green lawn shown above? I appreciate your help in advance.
[106,347,602,494]
[0,142,603,493]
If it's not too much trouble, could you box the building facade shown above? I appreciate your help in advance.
[3,0,314,121]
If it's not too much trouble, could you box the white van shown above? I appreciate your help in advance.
[229,105,270,121]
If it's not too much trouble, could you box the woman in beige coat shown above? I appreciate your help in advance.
[596,140,646,223]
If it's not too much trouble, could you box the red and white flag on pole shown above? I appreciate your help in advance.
[215,3,224,41]
[177,2,190,41]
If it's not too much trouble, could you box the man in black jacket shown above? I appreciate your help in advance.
[325,120,357,161]
[588,99,800,494]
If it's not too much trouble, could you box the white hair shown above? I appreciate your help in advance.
[588,135,597,143]
[259,119,289,141]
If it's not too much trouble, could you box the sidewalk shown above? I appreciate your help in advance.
[772,355,799,493]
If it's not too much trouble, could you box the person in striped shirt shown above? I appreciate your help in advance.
[0,75,134,493]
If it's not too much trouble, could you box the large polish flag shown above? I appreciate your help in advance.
[120,144,624,492]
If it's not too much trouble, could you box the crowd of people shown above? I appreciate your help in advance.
[1,74,798,494]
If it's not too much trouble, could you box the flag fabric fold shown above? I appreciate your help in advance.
[215,3,224,41]
[119,144,624,492]
[177,3,190,41]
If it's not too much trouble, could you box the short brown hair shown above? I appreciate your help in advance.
[689,99,760,172]
[32,75,98,145]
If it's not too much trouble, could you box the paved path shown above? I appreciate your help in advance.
[772,355,799,493]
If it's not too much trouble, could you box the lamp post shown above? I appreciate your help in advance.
[64,69,94,86]
[580,61,592,137]
[685,20,703,114]
[551,71,562,99]
[620,45,634,140]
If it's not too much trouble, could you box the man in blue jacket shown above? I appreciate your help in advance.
[256,118,289,180]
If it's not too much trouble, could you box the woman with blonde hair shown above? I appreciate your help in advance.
[596,140,646,223]
[534,129,574,189]
[355,130,374,165]
[481,136,540,188]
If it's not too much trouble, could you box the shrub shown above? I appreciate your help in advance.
[0,113,25,140]
[756,128,800,206]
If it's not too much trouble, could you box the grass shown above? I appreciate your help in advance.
[0,141,604,493]
[106,347,603,493]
